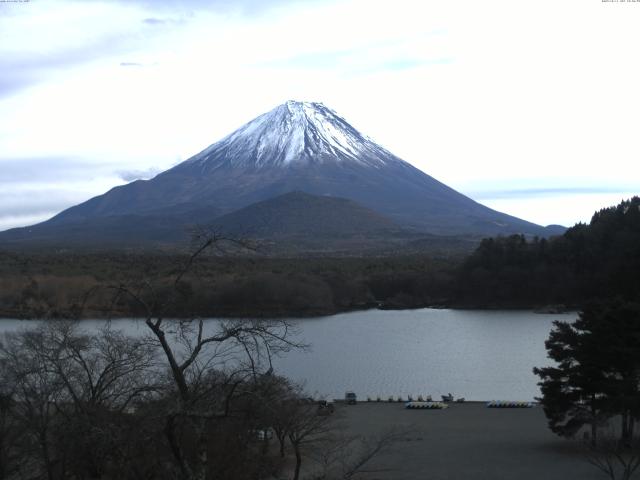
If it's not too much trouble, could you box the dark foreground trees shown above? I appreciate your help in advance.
[0,321,159,479]
[534,300,640,446]
[0,321,401,480]
[0,321,307,480]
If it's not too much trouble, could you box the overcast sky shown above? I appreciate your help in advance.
[1,0,639,231]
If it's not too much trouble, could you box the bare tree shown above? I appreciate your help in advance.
[309,427,409,480]
[99,233,304,480]
[0,358,28,480]
[1,327,68,480]
[252,381,408,480]
[0,322,160,480]
[286,401,335,480]
[586,430,640,480]
[34,322,158,412]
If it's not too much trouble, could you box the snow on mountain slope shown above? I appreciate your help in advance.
[18,100,554,239]
[186,101,397,169]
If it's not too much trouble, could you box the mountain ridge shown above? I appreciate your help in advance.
[0,100,564,250]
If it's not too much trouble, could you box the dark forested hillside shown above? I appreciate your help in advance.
[455,197,640,308]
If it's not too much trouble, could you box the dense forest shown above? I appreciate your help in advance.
[455,196,640,308]
[1,197,638,319]
[0,251,457,319]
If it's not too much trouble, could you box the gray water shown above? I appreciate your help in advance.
[0,308,575,401]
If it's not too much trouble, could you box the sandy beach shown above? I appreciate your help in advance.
[332,402,601,480]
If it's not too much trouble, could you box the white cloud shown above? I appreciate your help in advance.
[0,177,125,229]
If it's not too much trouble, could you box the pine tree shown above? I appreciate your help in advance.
[534,300,640,444]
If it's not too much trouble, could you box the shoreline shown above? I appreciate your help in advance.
[0,303,578,321]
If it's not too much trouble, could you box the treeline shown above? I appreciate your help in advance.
[0,252,459,319]
[455,197,640,308]
[2,197,638,318]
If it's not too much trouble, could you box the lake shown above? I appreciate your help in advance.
[0,308,575,401]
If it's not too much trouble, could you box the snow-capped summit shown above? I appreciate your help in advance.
[186,101,398,169]
[17,100,554,241]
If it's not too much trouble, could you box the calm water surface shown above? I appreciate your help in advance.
[0,309,575,401]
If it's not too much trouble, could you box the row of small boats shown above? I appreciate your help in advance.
[405,400,535,409]
[405,401,449,409]
[486,400,534,408]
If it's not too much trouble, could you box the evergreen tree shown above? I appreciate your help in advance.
[534,300,640,444]
[458,196,640,307]
[534,317,609,444]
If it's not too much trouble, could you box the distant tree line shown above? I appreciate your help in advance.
[2,197,639,318]
[0,252,457,319]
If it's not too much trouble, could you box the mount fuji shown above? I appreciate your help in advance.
[0,101,563,250]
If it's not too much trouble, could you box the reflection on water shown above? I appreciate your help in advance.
[0,309,575,401]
